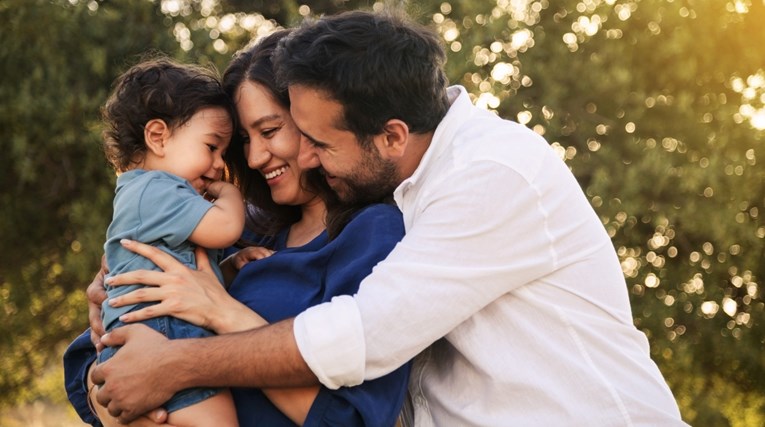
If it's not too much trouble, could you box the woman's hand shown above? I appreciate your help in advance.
[105,239,268,334]
[88,255,109,352]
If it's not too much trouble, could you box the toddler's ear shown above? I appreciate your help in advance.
[144,119,169,156]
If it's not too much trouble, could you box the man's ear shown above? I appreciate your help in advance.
[144,119,169,156]
[375,119,409,159]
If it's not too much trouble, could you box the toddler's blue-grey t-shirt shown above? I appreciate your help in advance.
[101,170,223,329]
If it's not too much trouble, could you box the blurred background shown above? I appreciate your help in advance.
[1,0,763,425]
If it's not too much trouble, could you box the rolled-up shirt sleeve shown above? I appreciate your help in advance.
[294,296,365,390]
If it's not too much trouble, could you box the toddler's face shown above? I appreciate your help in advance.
[162,107,233,194]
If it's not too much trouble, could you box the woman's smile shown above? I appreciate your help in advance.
[264,165,289,182]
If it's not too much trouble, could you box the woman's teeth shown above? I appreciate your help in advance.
[264,166,288,179]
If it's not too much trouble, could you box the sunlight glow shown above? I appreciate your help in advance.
[475,92,501,110]
[517,110,533,125]
[645,273,660,288]
[162,0,183,15]
[491,62,515,83]
[620,256,639,278]
[730,0,750,14]
[750,109,765,129]
[444,27,460,42]
[722,297,738,317]
[731,71,765,129]
[683,274,704,294]
[701,301,719,317]
[510,29,534,52]
[173,22,193,51]
[573,15,601,36]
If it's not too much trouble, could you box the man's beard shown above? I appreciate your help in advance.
[331,147,399,205]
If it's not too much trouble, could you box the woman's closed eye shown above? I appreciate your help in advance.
[261,126,280,139]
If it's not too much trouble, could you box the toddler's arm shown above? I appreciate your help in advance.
[189,181,245,249]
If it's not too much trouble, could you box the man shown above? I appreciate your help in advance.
[88,10,688,425]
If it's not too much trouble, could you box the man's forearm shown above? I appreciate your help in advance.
[174,318,319,389]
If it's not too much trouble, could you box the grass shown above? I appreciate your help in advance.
[1,400,85,427]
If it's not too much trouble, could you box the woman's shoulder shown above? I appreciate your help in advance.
[350,203,402,224]
[338,203,404,241]
[326,203,405,263]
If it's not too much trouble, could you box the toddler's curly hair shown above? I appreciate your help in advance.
[102,56,235,172]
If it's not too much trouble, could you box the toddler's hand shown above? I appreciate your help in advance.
[204,180,237,200]
[224,246,276,271]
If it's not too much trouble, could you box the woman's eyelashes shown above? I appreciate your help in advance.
[261,126,280,139]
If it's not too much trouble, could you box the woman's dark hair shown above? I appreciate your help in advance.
[272,10,450,147]
[222,29,368,245]
[102,56,235,172]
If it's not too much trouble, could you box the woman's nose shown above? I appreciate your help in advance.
[297,135,321,169]
[245,140,271,169]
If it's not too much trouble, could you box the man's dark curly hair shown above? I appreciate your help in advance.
[102,56,236,172]
[272,10,450,146]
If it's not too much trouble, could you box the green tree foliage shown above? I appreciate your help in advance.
[0,0,187,405]
[1,1,763,425]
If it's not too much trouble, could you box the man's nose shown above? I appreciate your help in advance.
[297,135,321,169]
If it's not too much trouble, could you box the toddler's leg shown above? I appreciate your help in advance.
[167,389,238,427]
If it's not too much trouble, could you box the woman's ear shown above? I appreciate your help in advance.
[376,119,409,159]
[144,119,169,156]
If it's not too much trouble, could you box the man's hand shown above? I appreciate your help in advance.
[87,362,172,427]
[88,255,109,352]
[92,324,180,423]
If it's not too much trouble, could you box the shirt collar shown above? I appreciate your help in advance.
[396,85,471,192]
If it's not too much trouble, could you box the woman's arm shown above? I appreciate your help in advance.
[261,388,318,426]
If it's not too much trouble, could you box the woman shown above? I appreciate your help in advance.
[64,29,409,427]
